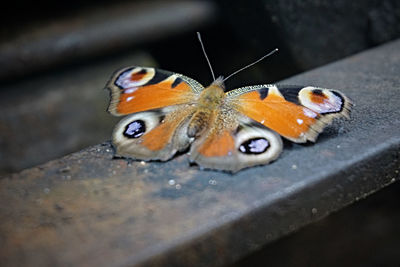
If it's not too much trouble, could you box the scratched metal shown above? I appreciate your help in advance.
[0,40,400,267]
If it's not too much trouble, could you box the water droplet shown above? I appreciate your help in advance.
[168,179,176,186]
[175,184,182,190]
[311,208,318,214]
[291,164,297,170]
[336,145,341,148]
[43,188,50,194]
[106,149,111,152]
[140,161,146,166]
[209,179,217,185]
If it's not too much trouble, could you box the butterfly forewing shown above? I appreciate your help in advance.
[227,85,352,143]
[107,67,204,116]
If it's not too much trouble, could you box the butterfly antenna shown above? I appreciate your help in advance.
[223,48,279,83]
[197,32,216,81]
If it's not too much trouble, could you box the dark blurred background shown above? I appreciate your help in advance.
[0,0,400,266]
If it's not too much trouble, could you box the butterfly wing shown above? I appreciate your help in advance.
[227,85,352,143]
[112,104,197,161]
[107,66,204,116]
[108,66,204,161]
[189,110,283,172]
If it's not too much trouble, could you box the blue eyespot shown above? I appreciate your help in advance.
[124,120,146,138]
[239,138,269,154]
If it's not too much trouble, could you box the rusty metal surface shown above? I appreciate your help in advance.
[1,40,400,266]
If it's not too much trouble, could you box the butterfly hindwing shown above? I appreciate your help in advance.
[107,67,204,116]
[112,105,196,161]
[189,111,283,172]
[227,85,352,143]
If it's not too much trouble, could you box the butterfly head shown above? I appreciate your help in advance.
[197,32,278,91]
[211,76,226,91]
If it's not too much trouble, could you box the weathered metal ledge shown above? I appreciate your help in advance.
[1,39,400,266]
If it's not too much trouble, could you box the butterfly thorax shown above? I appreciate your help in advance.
[187,78,226,138]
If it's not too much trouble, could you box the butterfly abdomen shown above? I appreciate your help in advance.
[187,110,211,137]
[187,82,226,138]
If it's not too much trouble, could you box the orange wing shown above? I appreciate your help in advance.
[227,85,352,142]
[107,67,204,116]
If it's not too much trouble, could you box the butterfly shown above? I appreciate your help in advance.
[106,35,352,172]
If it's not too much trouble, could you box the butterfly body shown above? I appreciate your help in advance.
[107,66,351,172]
[187,77,227,138]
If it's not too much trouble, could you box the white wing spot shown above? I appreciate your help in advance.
[125,87,137,94]
[297,119,303,125]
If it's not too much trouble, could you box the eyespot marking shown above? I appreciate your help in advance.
[114,67,154,89]
[239,138,270,154]
[312,89,324,96]
[124,120,146,138]
[328,91,345,113]
[130,69,147,81]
